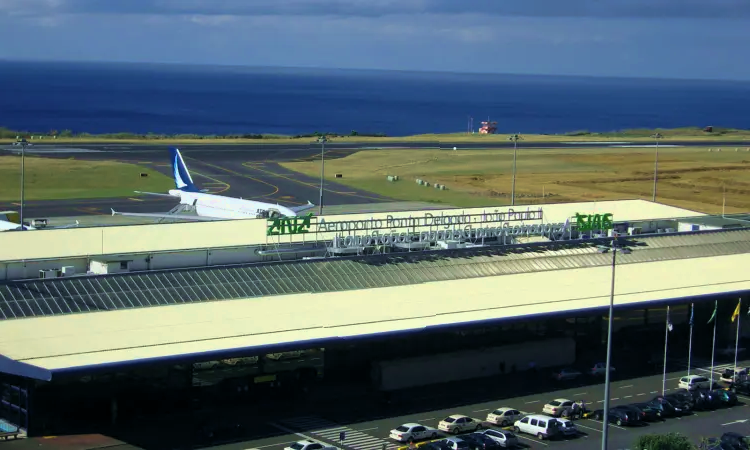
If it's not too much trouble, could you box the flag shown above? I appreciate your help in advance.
[732,299,742,323]
[707,301,718,325]
[689,303,694,327]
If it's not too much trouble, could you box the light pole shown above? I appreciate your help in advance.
[601,233,629,450]
[509,133,522,206]
[19,138,28,230]
[651,133,662,202]
[318,136,327,215]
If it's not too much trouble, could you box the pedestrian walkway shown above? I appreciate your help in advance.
[279,416,399,450]
[671,357,741,377]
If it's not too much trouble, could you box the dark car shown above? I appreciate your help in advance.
[459,433,502,450]
[712,389,739,406]
[631,402,662,421]
[663,393,693,414]
[678,388,716,411]
[589,408,636,426]
[731,380,750,396]
[613,405,649,423]
[721,432,750,450]
[422,442,456,450]
[646,398,678,418]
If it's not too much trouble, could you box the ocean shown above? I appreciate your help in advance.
[2,60,750,137]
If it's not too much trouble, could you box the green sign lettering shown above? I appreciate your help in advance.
[575,213,613,232]
[267,213,313,236]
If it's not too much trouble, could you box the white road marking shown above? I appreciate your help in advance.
[624,395,633,398]
[619,385,633,389]
[514,435,548,446]
[666,377,681,381]
[269,422,318,441]
[611,398,620,401]
[249,444,285,449]
[588,420,628,431]
[525,400,540,404]
[573,392,588,396]
[575,423,603,433]
[737,395,750,401]
[597,400,604,403]
[650,391,658,394]
[418,418,436,421]
[473,409,490,412]
[357,427,379,432]
[636,393,645,396]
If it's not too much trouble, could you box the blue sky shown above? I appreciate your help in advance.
[1,0,749,80]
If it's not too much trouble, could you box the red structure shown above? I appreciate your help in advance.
[478,120,498,134]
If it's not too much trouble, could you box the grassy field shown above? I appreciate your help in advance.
[281,146,750,214]
[5,127,750,145]
[0,156,173,201]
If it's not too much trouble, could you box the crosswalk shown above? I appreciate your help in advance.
[671,357,741,376]
[278,416,400,450]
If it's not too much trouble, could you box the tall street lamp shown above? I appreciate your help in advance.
[19,138,28,230]
[651,133,662,202]
[317,136,327,215]
[601,233,630,450]
[509,133,522,206]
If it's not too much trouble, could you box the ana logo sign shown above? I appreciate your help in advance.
[575,213,614,232]
[267,213,313,236]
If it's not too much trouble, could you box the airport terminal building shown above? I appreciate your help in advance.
[0,199,749,437]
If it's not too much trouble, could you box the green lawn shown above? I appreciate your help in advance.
[0,156,173,201]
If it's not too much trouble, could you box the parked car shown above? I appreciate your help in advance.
[613,405,652,422]
[721,368,749,384]
[630,402,662,421]
[285,441,337,450]
[679,375,712,391]
[720,432,750,450]
[390,423,440,443]
[513,415,560,440]
[543,399,575,417]
[588,362,615,376]
[421,442,454,450]
[711,389,739,406]
[459,433,501,450]
[486,408,523,427]
[589,408,637,426]
[730,380,750,395]
[438,415,483,435]
[694,389,724,410]
[439,438,471,450]
[662,394,693,413]
[480,429,519,448]
[555,418,578,437]
[551,368,582,381]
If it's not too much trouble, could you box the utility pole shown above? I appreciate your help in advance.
[509,133,522,206]
[19,137,28,230]
[651,133,662,202]
[601,234,618,450]
[318,136,327,215]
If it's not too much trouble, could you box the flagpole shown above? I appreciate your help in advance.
[662,305,670,395]
[734,299,742,384]
[687,303,694,376]
[710,300,718,388]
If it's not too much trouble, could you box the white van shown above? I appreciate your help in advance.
[513,414,560,440]
[678,375,711,391]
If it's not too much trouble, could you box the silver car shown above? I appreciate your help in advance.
[481,429,520,448]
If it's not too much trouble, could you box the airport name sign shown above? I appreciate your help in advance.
[316,209,544,234]
[575,213,614,232]
[266,213,313,236]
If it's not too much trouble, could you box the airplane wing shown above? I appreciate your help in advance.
[289,201,316,215]
[133,191,179,198]
[111,209,226,221]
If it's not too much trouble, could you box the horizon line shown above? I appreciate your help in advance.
[2,58,750,84]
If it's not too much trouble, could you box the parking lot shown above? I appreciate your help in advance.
[202,359,750,450]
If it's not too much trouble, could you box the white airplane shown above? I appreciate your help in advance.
[112,147,316,221]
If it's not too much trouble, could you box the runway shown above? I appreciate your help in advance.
[1,139,749,219]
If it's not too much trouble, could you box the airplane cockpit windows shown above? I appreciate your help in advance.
[268,209,281,218]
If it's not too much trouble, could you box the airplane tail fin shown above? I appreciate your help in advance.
[170,147,200,192]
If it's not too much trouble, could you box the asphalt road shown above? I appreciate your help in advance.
[1,139,749,219]
[119,356,748,450]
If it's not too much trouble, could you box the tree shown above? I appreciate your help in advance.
[634,433,696,450]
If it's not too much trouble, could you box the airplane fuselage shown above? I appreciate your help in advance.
[172,190,297,219]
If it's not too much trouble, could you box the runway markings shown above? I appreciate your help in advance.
[185,157,278,197]
[241,161,387,202]
[128,198,144,202]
